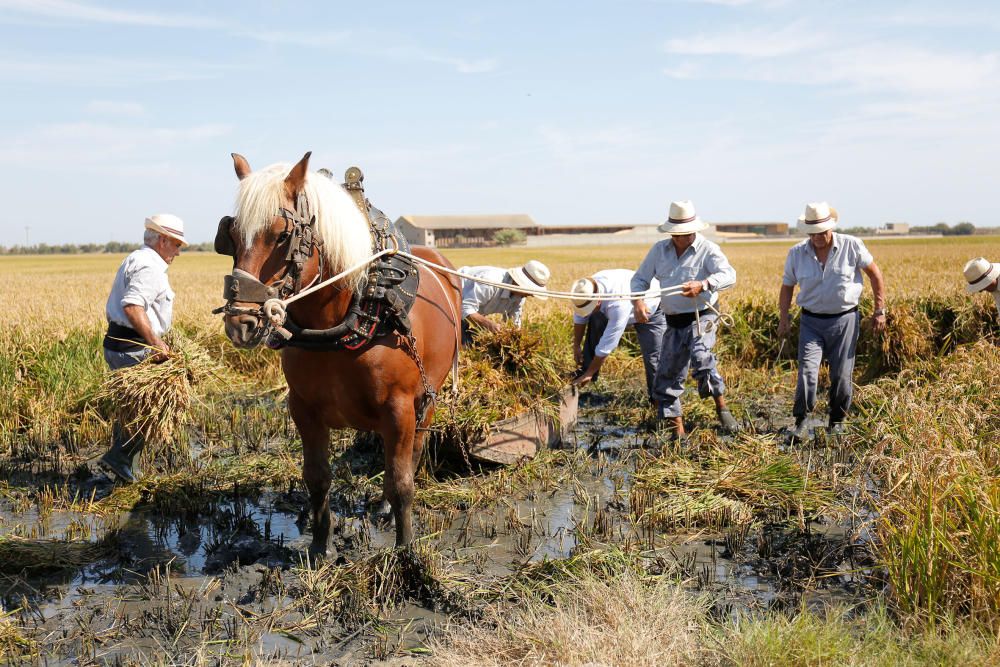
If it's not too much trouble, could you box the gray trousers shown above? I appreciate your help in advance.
[582,309,665,402]
[103,347,151,450]
[794,310,860,424]
[104,347,151,370]
[654,313,725,418]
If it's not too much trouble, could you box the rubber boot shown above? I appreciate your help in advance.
[98,424,145,484]
[717,408,740,435]
[789,418,809,444]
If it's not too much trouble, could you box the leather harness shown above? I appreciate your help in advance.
[213,169,420,353]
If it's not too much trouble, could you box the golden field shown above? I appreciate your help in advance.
[0,235,999,664]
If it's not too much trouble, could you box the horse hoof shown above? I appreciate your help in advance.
[307,544,328,564]
[372,500,392,520]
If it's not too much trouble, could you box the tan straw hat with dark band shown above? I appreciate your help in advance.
[144,214,189,246]
[657,200,708,234]
[963,257,1000,294]
[798,202,838,234]
[508,260,551,299]
[570,277,600,317]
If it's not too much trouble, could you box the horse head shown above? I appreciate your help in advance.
[216,152,373,349]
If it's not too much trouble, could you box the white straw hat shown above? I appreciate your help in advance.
[963,257,1000,294]
[570,277,599,317]
[658,200,708,234]
[144,214,188,246]
[798,202,838,234]
[508,260,551,299]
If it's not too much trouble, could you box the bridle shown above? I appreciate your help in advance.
[212,190,326,341]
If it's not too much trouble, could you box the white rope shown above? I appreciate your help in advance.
[262,247,733,333]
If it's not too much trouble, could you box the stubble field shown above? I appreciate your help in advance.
[0,235,998,665]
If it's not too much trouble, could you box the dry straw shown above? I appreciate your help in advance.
[86,331,225,470]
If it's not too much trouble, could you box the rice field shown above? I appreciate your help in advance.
[0,235,998,665]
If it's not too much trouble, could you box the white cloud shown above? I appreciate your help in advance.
[0,0,221,28]
[240,29,350,48]
[84,100,144,116]
[0,57,233,85]
[664,22,814,57]
[0,122,232,166]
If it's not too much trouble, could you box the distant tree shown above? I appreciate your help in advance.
[950,221,975,236]
[493,228,527,246]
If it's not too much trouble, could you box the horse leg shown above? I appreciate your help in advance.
[379,404,417,547]
[288,391,333,559]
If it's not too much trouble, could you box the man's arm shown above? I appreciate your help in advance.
[778,284,795,337]
[122,304,169,357]
[862,261,887,333]
[631,249,659,324]
[572,322,586,368]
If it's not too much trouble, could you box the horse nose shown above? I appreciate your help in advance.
[224,314,262,348]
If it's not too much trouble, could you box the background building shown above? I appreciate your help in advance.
[876,222,910,235]
[396,215,536,248]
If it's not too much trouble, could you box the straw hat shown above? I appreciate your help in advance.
[570,277,600,317]
[798,202,838,234]
[963,257,1000,294]
[144,214,188,246]
[508,260,551,299]
[658,200,708,234]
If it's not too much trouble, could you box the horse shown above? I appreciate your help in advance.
[217,151,461,555]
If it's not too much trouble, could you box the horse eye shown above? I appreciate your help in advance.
[277,231,292,244]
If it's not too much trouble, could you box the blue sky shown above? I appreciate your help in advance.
[1,0,999,245]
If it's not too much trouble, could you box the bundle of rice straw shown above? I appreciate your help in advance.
[432,324,568,449]
[89,331,224,469]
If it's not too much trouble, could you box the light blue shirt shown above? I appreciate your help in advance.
[573,269,660,357]
[105,246,174,336]
[782,233,873,314]
[458,265,524,326]
[631,234,736,315]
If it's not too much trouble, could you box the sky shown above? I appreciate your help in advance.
[1,0,1000,246]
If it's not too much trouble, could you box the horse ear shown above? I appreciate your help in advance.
[284,151,312,196]
[232,153,251,180]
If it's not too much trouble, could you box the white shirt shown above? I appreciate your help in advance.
[782,233,873,314]
[631,234,736,315]
[458,266,525,326]
[573,269,660,357]
[105,246,174,337]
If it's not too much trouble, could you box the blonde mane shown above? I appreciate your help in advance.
[233,163,373,291]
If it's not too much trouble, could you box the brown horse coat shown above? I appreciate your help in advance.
[222,152,461,553]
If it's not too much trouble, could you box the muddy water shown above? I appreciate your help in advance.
[0,401,871,664]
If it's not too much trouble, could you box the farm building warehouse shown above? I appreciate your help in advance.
[396,215,536,248]
[398,215,790,248]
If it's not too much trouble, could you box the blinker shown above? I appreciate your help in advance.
[214,216,236,256]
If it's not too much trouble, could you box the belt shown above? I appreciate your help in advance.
[664,309,711,329]
[801,306,858,320]
[103,321,146,352]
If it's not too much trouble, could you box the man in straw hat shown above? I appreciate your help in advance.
[963,257,1000,314]
[457,260,551,344]
[631,200,740,437]
[778,202,885,442]
[98,214,188,483]
[570,269,665,401]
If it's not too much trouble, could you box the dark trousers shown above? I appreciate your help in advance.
[794,310,860,424]
[582,309,666,402]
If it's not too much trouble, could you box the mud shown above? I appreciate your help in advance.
[0,386,873,665]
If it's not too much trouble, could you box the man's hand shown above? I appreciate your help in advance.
[870,312,887,335]
[633,300,650,324]
[571,372,594,387]
[777,315,791,338]
[573,345,583,368]
[681,280,704,298]
[151,338,171,363]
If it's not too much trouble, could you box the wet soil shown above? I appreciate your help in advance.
[0,384,873,665]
